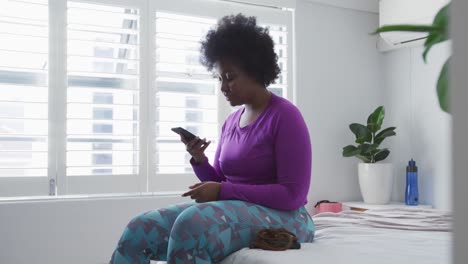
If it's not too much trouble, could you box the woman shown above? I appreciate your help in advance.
[110,13,314,264]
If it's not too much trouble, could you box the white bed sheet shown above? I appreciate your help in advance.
[219,208,452,264]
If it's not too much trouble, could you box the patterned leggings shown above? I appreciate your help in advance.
[110,200,315,264]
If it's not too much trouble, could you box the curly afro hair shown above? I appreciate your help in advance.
[200,13,280,87]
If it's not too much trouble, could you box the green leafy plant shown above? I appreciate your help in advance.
[342,106,396,163]
[373,3,450,113]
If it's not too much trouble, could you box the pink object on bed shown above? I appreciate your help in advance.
[314,200,342,214]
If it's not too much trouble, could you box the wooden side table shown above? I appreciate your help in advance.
[342,201,433,212]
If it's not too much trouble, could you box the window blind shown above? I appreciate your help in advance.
[155,12,218,174]
[0,0,49,178]
[66,1,140,177]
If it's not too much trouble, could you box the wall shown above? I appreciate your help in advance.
[295,0,384,211]
[0,195,186,264]
[382,42,452,210]
[303,0,378,13]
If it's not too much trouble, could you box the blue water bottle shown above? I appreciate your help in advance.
[405,159,419,205]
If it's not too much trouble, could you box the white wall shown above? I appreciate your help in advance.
[382,42,452,210]
[0,195,186,264]
[295,0,384,211]
[303,0,378,13]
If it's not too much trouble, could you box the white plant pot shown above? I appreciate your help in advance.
[358,163,394,204]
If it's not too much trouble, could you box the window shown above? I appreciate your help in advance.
[0,0,293,197]
[267,25,289,97]
[0,0,49,196]
[63,1,142,194]
[154,12,218,175]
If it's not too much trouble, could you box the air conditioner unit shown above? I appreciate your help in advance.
[377,0,449,51]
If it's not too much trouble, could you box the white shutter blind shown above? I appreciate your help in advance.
[267,24,288,98]
[154,12,218,174]
[66,2,140,178]
[0,0,49,178]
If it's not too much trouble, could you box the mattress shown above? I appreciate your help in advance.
[151,208,451,264]
[219,208,452,264]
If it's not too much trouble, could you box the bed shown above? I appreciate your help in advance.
[152,207,451,264]
[219,207,452,264]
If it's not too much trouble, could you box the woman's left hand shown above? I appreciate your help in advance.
[182,182,221,203]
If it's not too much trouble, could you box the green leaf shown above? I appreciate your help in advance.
[375,127,396,139]
[423,32,445,62]
[423,4,450,62]
[372,24,440,35]
[359,143,377,154]
[342,145,360,157]
[356,154,372,163]
[367,106,385,133]
[437,57,450,113]
[349,123,372,144]
[369,148,382,156]
[367,106,385,127]
[374,127,397,145]
[374,149,390,162]
[369,144,379,152]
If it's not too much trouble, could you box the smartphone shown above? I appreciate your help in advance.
[171,127,197,141]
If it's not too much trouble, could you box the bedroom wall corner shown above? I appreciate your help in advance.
[294,0,384,213]
[382,42,452,211]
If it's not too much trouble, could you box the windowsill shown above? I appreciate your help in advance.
[0,191,185,203]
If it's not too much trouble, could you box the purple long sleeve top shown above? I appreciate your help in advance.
[191,93,312,211]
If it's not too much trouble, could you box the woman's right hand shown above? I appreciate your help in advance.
[180,135,211,164]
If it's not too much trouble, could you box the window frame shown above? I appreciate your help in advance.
[0,0,51,197]
[0,0,293,197]
[57,0,148,195]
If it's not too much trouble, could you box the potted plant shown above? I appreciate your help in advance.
[342,106,397,204]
